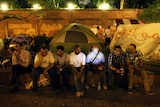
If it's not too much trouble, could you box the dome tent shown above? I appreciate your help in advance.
[49,23,102,54]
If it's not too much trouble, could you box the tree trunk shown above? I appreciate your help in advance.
[120,0,124,9]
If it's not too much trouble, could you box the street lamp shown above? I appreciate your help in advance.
[1,3,9,11]
[98,3,110,10]
[66,2,76,10]
[0,3,9,37]
[32,3,41,10]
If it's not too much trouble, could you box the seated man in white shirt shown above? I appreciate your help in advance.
[70,44,86,97]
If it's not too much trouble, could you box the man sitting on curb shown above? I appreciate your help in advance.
[85,45,107,91]
[31,45,55,91]
[125,43,154,95]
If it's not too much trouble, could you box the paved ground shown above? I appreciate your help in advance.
[0,84,160,107]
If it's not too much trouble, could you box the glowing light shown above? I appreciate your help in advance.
[66,3,75,10]
[1,3,9,11]
[98,3,110,10]
[32,3,41,10]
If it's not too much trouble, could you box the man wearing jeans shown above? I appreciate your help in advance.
[126,43,154,95]
[31,45,55,91]
[107,46,127,90]
[69,44,86,97]
[53,45,70,91]
[10,42,33,93]
[85,45,107,91]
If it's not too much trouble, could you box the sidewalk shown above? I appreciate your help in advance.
[0,84,160,107]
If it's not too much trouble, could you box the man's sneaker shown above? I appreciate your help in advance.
[103,85,107,90]
[97,84,101,91]
[75,91,81,97]
[128,88,133,94]
[80,91,84,97]
[146,91,155,95]
[84,85,89,90]
[92,84,96,88]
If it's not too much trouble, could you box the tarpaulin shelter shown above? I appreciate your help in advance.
[0,38,4,50]
[49,23,102,54]
[110,23,160,62]
[114,19,139,26]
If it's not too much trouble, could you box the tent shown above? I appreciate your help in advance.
[49,23,102,54]
[11,35,27,43]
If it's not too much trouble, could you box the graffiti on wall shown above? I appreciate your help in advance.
[39,23,63,37]
[8,23,63,37]
[8,24,35,37]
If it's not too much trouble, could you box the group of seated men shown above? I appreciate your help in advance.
[8,41,154,97]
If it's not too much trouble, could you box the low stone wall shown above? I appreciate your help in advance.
[2,63,159,87]
[133,61,160,86]
[0,68,32,84]
[0,67,101,87]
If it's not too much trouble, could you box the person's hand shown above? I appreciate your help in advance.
[115,69,121,74]
[43,69,48,76]
[129,65,135,69]
[39,56,44,63]
[13,51,20,57]
[135,66,143,71]
[77,72,82,79]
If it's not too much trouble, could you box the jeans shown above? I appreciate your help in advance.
[52,67,71,89]
[107,67,128,88]
[72,67,85,92]
[11,64,32,85]
[32,66,54,89]
[128,68,151,92]
[107,68,114,86]
[86,70,107,86]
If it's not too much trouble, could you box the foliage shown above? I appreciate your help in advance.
[38,0,56,9]
[33,35,53,52]
[1,0,158,10]
[124,0,154,9]
[0,0,31,9]
[0,15,21,21]
[138,0,160,23]
[28,10,46,19]
[17,0,31,8]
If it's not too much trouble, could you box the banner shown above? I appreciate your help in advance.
[110,23,160,61]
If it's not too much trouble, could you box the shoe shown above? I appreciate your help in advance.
[80,91,84,97]
[97,83,101,91]
[103,85,107,90]
[146,91,155,95]
[75,91,81,97]
[92,84,96,88]
[84,85,89,90]
[128,88,133,94]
